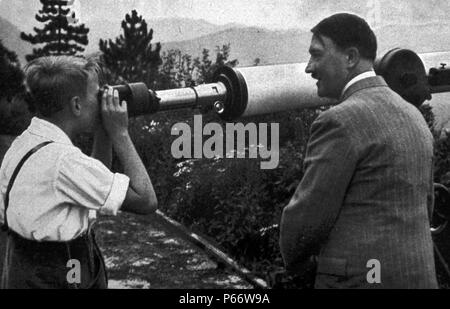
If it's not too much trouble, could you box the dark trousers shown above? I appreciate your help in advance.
[1,229,107,289]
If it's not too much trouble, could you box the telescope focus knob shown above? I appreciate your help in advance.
[213,101,225,114]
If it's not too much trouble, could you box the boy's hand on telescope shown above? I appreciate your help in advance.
[101,86,129,139]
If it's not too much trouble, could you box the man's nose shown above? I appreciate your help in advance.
[305,60,313,74]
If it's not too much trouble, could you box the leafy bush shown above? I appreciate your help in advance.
[420,104,450,185]
[155,109,318,280]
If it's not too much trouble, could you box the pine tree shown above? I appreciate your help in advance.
[0,40,25,101]
[159,49,197,89]
[0,40,31,136]
[99,10,162,87]
[21,0,89,62]
[194,44,238,84]
[157,45,239,89]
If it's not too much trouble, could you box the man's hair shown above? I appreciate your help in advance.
[311,13,377,61]
[24,56,101,117]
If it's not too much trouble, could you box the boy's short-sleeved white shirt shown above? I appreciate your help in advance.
[0,117,130,242]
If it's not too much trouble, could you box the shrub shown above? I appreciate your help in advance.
[157,109,318,280]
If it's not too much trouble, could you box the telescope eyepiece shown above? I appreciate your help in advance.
[96,83,158,117]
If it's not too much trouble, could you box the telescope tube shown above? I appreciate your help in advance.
[214,63,334,120]
[122,50,450,120]
[153,63,335,121]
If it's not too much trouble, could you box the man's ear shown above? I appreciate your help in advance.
[69,96,82,117]
[345,47,360,68]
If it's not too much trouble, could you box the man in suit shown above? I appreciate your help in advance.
[279,13,438,288]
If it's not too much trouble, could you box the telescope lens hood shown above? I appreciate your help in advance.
[213,66,248,121]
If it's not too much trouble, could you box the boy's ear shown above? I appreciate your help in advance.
[69,96,82,117]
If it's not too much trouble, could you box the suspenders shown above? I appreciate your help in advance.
[2,141,53,232]
[1,140,108,289]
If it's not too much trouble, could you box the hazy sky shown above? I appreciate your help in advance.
[63,0,341,30]
[148,0,307,29]
[2,0,442,32]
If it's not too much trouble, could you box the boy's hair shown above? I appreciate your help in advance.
[25,56,101,117]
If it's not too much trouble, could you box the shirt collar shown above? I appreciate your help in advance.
[27,117,73,145]
[341,70,376,97]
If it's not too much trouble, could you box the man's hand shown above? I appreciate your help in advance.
[101,86,129,139]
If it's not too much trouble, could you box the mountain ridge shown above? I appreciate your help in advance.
[161,21,450,66]
[2,12,450,68]
[0,17,32,64]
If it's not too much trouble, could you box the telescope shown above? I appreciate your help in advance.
[101,48,450,121]
[100,63,334,121]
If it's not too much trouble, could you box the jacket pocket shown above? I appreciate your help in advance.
[316,256,348,277]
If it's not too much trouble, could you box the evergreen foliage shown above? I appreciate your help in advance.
[21,0,89,62]
[0,40,31,135]
[0,40,25,100]
[99,10,162,87]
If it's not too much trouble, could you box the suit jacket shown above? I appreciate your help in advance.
[280,76,438,289]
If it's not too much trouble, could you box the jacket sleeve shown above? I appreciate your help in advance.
[280,110,358,272]
[427,159,435,223]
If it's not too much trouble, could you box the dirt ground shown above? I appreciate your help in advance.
[2,211,448,288]
[95,212,253,289]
